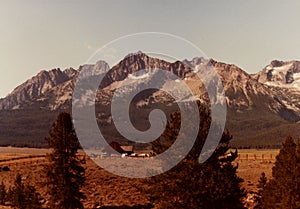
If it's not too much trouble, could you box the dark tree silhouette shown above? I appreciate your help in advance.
[8,174,42,209]
[144,106,246,209]
[0,181,6,205]
[254,172,267,209]
[44,112,86,209]
[260,136,300,209]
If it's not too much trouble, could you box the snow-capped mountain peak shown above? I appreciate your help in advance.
[255,60,300,90]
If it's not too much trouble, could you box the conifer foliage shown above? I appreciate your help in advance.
[0,181,7,205]
[258,136,300,209]
[145,106,246,209]
[44,112,86,209]
[8,174,42,209]
[254,172,267,209]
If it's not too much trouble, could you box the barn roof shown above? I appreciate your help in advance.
[120,145,134,152]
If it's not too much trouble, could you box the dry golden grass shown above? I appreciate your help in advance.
[0,147,280,208]
[0,147,151,209]
[0,147,49,160]
[235,149,279,192]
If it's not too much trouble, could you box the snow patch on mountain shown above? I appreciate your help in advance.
[1,53,300,122]
[128,72,150,80]
[255,60,300,91]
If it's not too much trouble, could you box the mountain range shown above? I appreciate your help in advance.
[1,52,300,148]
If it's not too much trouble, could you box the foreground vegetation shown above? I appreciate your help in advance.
[254,136,300,209]
[145,107,246,208]
[0,109,299,208]
[0,112,86,209]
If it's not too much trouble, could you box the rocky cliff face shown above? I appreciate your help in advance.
[100,51,192,88]
[1,53,300,122]
[250,60,300,120]
[184,59,300,122]
[254,60,300,90]
[0,61,110,110]
[0,68,76,110]
[1,52,300,148]
[0,52,193,110]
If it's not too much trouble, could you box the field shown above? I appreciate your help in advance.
[236,149,279,190]
[0,147,280,209]
[0,147,49,158]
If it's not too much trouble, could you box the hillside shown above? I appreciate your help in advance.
[1,53,300,148]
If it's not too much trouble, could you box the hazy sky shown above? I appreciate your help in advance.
[1,0,300,97]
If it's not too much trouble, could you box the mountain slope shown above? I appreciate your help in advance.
[254,60,300,90]
[185,59,300,147]
[0,68,77,110]
[1,53,300,148]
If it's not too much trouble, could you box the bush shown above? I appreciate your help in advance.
[259,136,300,208]
[0,181,7,205]
[8,174,42,209]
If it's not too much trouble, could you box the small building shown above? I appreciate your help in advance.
[103,142,134,156]
[120,145,134,155]
[103,141,124,156]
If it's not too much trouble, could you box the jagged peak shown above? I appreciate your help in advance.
[255,59,300,90]
[270,60,285,67]
[201,59,251,79]
[37,68,63,76]
[3,52,300,112]
[182,57,210,68]
[95,60,110,69]
[266,60,300,68]
[124,50,146,58]
[63,67,77,75]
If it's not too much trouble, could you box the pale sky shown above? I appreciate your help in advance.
[1,0,300,97]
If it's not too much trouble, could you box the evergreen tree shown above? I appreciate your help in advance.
[144,106,246,209]
[8,174,42,209]
[0,181,6,205]
[24,185,42,209]
[10,174,26,209]
[261,136,300,209]
[44,112,86,209]
[254,172,267,209]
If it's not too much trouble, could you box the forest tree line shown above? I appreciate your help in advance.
[0,108,299,208]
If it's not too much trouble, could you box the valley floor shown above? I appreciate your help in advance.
[0,147,279,209]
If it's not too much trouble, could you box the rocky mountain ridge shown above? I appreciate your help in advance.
[254,60,300,89]
[1,53,300,148]
[1,54,299,115]
[0,68,77,110]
